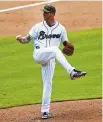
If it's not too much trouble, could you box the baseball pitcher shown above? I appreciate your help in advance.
[16,4,87,119]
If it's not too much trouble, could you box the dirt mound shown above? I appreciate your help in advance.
[0,99,102,122]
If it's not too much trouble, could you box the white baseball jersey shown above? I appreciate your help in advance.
[29,21,68,49]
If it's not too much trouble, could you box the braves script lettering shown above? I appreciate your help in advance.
[38,31,61,40]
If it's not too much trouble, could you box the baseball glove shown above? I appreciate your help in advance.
[62,42,74,56]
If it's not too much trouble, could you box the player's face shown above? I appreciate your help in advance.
[43,12,53,21]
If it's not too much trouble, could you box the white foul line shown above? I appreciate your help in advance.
[0,0,60,13]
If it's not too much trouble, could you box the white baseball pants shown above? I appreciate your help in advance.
[33,47,74,113]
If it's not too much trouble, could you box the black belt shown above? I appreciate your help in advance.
[35,46,40,49]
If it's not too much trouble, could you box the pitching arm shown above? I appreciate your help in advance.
[16,34,32,44]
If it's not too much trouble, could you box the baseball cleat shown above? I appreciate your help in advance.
[42,112,51,119]
[70,69,87,80]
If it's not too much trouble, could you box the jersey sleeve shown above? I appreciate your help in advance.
[61,27,69,43]
[29,25,38,40]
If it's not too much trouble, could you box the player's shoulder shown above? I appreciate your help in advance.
[56,21,67,34]
[35,21,44,26]
[56,21,66,30]
[58,22,66,29]
[32,21,44,28]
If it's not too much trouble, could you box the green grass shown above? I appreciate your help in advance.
[0,28,102,108]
